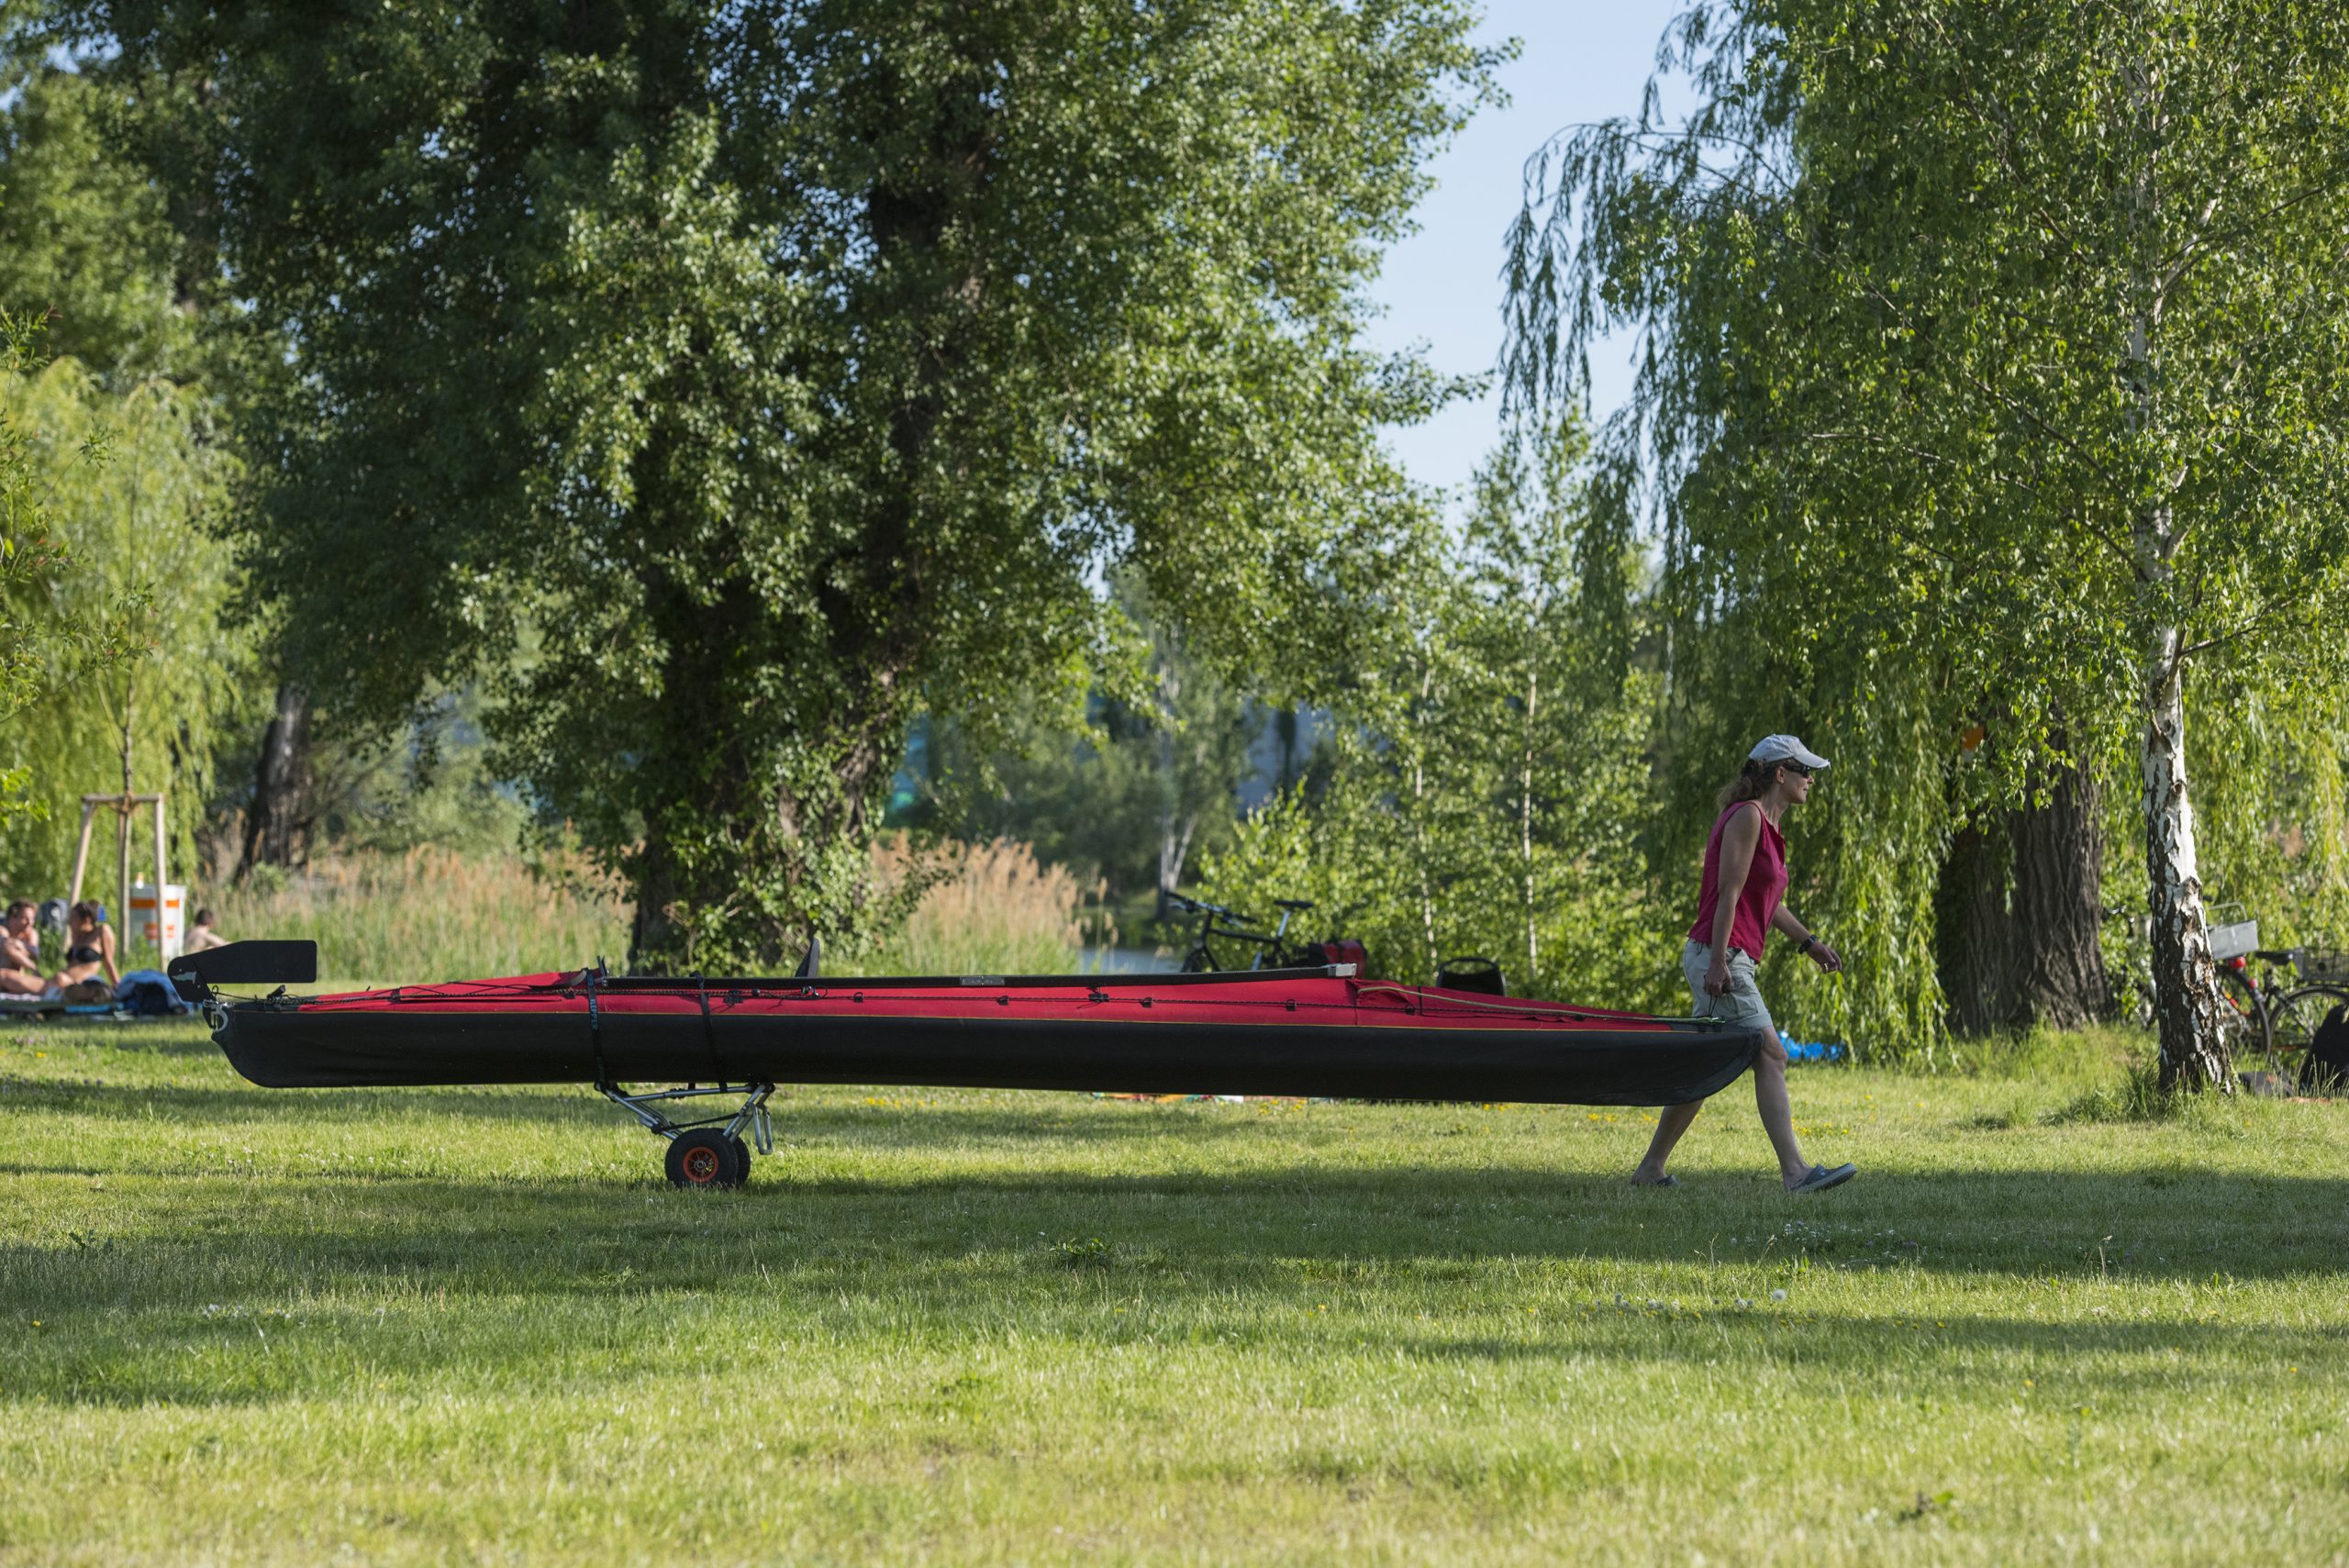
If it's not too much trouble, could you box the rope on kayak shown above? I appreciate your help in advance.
[1353,984,1724,1029]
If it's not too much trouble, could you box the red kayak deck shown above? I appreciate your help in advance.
[211,967,1761,1106]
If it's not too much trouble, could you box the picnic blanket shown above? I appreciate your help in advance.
[0,969,195,1021]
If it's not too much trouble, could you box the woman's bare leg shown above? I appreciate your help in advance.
[1751,1029,1813,1187]
[1631,1100,1704,1184]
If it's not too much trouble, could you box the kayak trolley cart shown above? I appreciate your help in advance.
[579,960,774,1188]
[598,1079,776,1189]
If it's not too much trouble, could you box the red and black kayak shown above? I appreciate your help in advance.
[170,941,1760,1186]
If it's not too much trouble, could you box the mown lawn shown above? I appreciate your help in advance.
[1,1017,2343,1566]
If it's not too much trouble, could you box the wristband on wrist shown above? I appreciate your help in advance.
[1798,934,1818,954]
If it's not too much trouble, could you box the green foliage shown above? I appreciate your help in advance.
[0,357,243,902]
[295,690,534,862]
[922,578,1262,905]
[1202,422,1673,1007]
[0,64,193,383]
[0,313,176,842]
[1505,0,2349,1069]
[93,0,1500,971]
[2182,673,2349,954]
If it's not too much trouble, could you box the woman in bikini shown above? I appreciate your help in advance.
[1631,735,1856,1195]
[0,901,46,995]
[50,900,120,992]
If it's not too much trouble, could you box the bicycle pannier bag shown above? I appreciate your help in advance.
[1436,956,1507,996]
[2301,1002,2349,1095]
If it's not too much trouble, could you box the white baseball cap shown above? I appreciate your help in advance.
[1750,734,1830,771]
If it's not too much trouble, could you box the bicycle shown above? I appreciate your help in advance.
[2210,918,2349,1087]
[1168,893,1320,973]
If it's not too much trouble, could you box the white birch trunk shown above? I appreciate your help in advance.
[2139,615,2229,1089]
[1160,809,1197,908]
[2121,71,2226,1089]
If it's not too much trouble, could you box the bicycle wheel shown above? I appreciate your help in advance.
[2265,984,2349,1087]
[2215,964,2273,1077]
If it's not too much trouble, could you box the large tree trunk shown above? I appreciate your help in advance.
[2007,746,2110,1029]
[2141,623,2228,1089]
[1936,737,2110,1035]
[1935,819,2014,1035]
[624,558,906,973]
[239,683,313,876]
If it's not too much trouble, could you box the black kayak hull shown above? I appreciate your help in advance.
[215,1006,1761,1107]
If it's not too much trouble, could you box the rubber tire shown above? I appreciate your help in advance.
[665,1129,744,1190]
[730,1134,753,1179]
[2268,984,2349,1086]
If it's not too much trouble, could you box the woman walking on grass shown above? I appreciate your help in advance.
[1631,735,1856,1195]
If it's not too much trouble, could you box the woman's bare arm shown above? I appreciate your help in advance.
[1771,904,1842,972]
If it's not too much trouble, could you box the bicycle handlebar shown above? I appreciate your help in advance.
[1167,893,1242,920]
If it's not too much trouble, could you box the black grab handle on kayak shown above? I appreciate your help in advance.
[167,940,319,1001]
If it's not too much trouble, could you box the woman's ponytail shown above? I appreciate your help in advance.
[1714,758,1775,813]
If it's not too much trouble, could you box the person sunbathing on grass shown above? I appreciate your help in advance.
[183,907,229,954]
[50,900,120,993]
[0,900,46,995]
[1630,734,1858,1196]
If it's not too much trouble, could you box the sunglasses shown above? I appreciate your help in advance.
[1775,761,1813,778]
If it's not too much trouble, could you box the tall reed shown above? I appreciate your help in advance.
[210,848,630,984]
[208,838,1098,983]
[865,837,1109,976]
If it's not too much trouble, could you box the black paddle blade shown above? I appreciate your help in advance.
[168,940,319,989]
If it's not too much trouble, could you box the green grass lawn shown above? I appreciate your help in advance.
[2,1018,2343,1565]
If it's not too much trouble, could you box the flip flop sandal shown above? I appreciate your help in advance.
[1788,1162,1856,1195]
[1628,1174,1680,1188]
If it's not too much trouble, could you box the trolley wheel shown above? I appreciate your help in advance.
[665,1129,745,1190]
[730,1134,753,1176]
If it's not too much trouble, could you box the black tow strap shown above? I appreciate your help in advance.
[586,965,612,1090]
[695,974,727,1083]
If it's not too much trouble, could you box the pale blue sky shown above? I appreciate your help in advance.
[1364,0,1684,503]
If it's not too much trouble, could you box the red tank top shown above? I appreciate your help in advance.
[1687,801,1787,960]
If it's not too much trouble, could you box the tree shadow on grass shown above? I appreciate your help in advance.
[7,1188,2343,1413]
[0,1077,1325,1141]
[5,1138,2345,1410]
[6,1158,2343,1287]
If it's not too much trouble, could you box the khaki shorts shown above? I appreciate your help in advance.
[1683,939,1776,1038]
